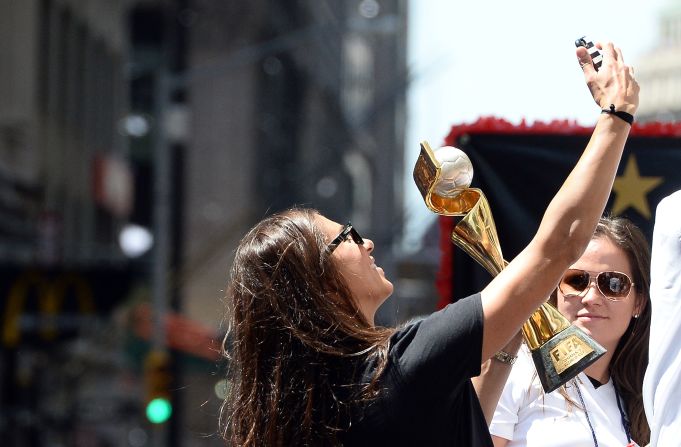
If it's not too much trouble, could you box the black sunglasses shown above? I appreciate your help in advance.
[327,223,364,254]
[558,268,634,301]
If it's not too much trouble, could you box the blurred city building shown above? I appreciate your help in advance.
[0,0,131,264]
[636,0,681,121]
[0,1,142,446]
[181,0,409,329]
[0,0,410,446]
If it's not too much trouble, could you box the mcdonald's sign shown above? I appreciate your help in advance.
[0,266,137,348]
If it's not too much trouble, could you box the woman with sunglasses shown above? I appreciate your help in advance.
[221,42,638,446]
[488,216,651,446]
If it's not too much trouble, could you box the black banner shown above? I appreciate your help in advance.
[436,118,681,307]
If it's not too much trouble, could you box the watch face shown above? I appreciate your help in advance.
[494,351,516,365]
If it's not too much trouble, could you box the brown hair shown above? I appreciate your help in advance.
[551,215,651,444]
[220,208,394,446]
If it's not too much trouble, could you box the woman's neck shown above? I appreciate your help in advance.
[584,343,616,383]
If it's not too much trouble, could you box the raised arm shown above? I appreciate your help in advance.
[478,42,639,363]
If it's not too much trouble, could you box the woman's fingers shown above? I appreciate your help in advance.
[615,46,625,64]
[599,41,617,66]
[577,46,597,78]
[578,40,639,113]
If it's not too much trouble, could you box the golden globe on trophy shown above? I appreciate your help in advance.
[413,141,605,393]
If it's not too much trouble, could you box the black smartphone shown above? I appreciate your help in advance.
[575,36,602,71]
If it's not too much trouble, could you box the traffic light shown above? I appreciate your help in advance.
[144,350,173,424]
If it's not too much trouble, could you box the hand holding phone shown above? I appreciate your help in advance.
[575,36,603,71]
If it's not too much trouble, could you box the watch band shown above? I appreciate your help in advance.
[493,350,517,365]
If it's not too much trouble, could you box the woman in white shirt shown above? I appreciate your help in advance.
[643,190,681,446]
[489,216,651,447]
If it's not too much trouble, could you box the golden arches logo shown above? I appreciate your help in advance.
[2,272,95,347]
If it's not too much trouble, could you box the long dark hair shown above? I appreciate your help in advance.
[221,208,394,446]
[551,216,651,444]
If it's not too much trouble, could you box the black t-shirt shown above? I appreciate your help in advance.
[341,293,492,446]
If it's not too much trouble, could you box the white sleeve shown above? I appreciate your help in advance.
[643,190,681,446]
[489,348,533,441]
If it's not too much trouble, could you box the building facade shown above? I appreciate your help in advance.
[182,0,408,327]
[636,0,681,121]
[0,0,132,265]
[0,0,410,445]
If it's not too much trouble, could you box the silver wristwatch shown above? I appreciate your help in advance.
[493,350,517,365]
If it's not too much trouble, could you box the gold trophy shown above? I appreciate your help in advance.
[413,141,605,393]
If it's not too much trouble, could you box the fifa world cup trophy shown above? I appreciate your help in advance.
[413,141,605,393]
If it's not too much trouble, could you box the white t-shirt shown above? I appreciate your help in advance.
[643,190,681,446]
[490,346,635,447]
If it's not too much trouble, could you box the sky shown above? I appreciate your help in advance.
[402,0,670,251]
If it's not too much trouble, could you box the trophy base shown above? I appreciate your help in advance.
[531,325,606,393]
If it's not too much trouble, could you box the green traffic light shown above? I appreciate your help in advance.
[146,397,172,424]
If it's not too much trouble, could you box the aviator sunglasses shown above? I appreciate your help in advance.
[327,223,364,254]
[558,268,634,301]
